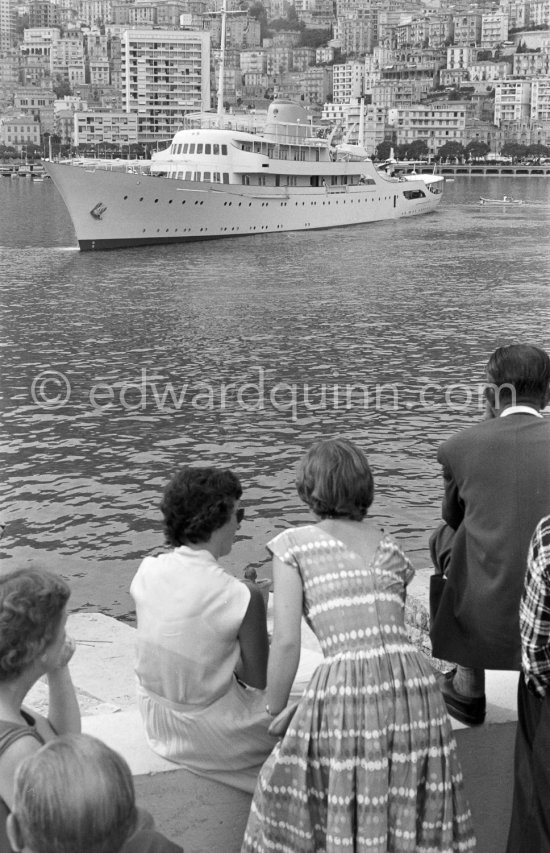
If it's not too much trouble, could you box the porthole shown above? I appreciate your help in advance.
[154,199,159,204]
[123,195,128,200]
[139,197,144,201]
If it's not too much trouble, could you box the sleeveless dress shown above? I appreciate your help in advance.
[242,527,476,853]
[131,547,274,793]
[0,712,44,853]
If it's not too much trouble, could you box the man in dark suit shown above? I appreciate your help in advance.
[430,343,550,725]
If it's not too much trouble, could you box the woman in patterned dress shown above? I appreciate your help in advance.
[242,438,476,853]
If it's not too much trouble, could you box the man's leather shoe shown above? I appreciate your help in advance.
[436,669,486,726]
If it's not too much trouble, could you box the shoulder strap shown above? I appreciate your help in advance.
[0,722,43,757]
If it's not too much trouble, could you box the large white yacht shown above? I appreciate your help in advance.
[44,101,444,252]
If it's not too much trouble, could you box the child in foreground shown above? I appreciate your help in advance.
[7,733,183,853]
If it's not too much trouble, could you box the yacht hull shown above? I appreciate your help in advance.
[44,161,443,251]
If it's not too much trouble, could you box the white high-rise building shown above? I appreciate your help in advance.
[494,79,531,124]
[332,61,365,104]
[531,76,550,122]
[0,0,16,52]
[121,29,211,143]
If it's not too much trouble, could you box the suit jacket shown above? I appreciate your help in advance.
[430,412,550,670]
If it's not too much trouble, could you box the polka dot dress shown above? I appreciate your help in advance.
[241,527,476,853]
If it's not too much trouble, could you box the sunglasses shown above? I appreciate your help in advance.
[236,507,245,524]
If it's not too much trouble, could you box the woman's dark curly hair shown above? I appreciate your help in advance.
[0,569,70,682]
[296,438,374,521]
[161,467,242,547]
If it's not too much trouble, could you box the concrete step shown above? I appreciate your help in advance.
[23,608,519,853]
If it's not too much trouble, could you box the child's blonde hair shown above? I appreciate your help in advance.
[11,734,137,853]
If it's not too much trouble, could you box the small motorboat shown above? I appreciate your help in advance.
[479,195,524,205]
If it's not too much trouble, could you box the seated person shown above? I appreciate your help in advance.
[0,568,80,853]
[130,466,275,793]
[7,733,183,853]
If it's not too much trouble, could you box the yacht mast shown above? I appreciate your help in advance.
[216,0,227,128]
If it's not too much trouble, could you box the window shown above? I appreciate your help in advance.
[223,173,229,183]
[197,144,203,154]
[189,144,195,153]
[213,144,219,155]
[185,171,192,180]
[213,172,220,182]
[183,144,188,153]
[203,171,211,181]
[205,144,211,154]
[221,145,227,155]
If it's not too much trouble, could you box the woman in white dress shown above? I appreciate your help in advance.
[131,466,274,793]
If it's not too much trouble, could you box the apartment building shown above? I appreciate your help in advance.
[266,47,293,75]
[513,50,550,77]
[446,45,476,70]
[294,0,334,28]
[453,12,482,46]
[371,78,432,108]
[468,59,513,82]
[333,60,365,103]
[210,17,262,50]
[503,0,531,30]
[0,0,17,52]
[120,29,211,142]
[0,51,20,105]
[440,67,469,87]
[292,47,316,72]
[29,1,62,28]
[0,115,41,150]
[322,98,386,153]
[480,11,509,48]
[73,111,139,147]
[240,49,267,74]
[335,15,374,56]
[530,0,550,26]
[301,65,333,104]
[493,78,531,123]
[50,35,86,85]
[427,15,454,49]
[21,27,61,59]
[531,76,550,122]
[390,101,471,154]
[75,0,113,28]
[316,46,335,63]
[13,86,56,132]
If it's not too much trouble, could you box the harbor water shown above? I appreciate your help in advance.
[1,175,549,619]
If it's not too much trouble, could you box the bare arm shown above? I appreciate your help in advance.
[42,638,81,736]
[236,584,269,689]
[45,665,81,735]
[266,556,303,716]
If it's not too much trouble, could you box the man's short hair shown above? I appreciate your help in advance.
[486,344,550,405]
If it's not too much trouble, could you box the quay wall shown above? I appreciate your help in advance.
[421,163,550,177]
[24,588,518,853]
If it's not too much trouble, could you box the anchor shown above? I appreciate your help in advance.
[90,202,107,220]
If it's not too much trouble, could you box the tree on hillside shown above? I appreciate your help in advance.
[501,142,528,159]
[53,77,72,98]
[247,1,269,39]
[465,139,490,159]
[398,139,429,159]
[436,141,465,161]
[300,28,331,48]
[374,140,394,160]
[527,143,550,157]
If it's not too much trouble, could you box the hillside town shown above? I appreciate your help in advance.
[0,0,549,160]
